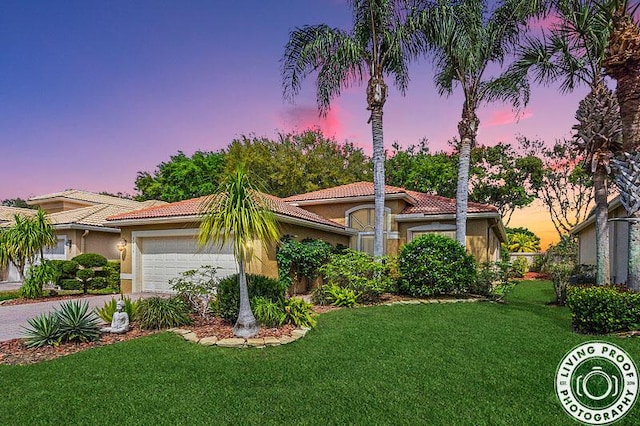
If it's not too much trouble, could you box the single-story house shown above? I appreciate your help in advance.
[107,182,507,294]
[1,190,164,282]
[571,196,630,284]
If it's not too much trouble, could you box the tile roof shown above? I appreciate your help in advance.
[402,191,497,215]
[284,182,408,202]
[284,181,498,216]
[107,192,345,229]
[28,189,163,209]
[48,205,146,228]
[0,206,37,228]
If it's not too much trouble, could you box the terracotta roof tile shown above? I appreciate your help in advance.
[402,191,497,215]
[107,193,345,229]
[284,182,408,202]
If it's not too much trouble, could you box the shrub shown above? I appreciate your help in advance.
[549,261,574,305]
[59,278,82,291]
[398,234,476,297]
[277,237,333,291]
[170,265,219,318]
[251,296,286,327]
[96,297,139,323]
[19,261,61,299]
[136,297,192,330]
[60,260,80,277]
[102,260,121,290]
[319,249,393,303]
[56,300,101,343]
[72,253,108,268]
[312,284,357,307]
[284,297,316,328]
[566,286,640,334]
[511,257,529,278]
[217,274,287,322]
[529,255,544,273]
[23,312,62,348]
[76,268,95,294]
[570,264,597,285]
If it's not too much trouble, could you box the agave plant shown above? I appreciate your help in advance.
[23,312,62,349]
[56,300,101,343]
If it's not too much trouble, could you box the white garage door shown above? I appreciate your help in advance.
[139,236,237,293]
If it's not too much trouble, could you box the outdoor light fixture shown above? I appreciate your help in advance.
[116,238,127,253]
[65,239,72,248]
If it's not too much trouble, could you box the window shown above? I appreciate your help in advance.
[347,206,390,256]
[408,224,457,242]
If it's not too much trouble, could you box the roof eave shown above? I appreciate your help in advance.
[53,224,121,233]
[288,192,413,207]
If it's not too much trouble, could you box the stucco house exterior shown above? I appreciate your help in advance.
[1,191,164,282]
[107,182,506,294]
[570,196,629,284]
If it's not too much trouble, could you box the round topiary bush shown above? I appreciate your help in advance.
[72,253,108,268]
[398,234,476,297]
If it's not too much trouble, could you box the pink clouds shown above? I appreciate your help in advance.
[480,109,534,128]
[278,104,345,138]
[527,13,563,33]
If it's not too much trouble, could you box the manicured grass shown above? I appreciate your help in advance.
[0,290,19,301]
[1,281,639,425]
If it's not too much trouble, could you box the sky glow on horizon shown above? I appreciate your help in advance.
[1,0,588,248]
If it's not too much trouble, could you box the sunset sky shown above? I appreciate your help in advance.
[1,0,592,248]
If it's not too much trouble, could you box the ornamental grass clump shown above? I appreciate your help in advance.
[136,297,192,330]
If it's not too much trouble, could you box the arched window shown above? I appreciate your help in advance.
[346,205,390,255]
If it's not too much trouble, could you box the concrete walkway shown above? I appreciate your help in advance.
[0,293,151,342]
[0,282,23,291]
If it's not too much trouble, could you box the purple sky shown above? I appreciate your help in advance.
[0,0,587,201]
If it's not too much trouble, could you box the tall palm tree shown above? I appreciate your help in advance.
[601,0,640,290]
[32,208,56,264]
[281,0,422,257]
[510,0,622,285]
[2,214,41,279]
[413,0,536,247]
[198,165,279,338]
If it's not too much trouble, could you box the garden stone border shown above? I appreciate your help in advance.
[382,297,486,306]
[169,327,311,348]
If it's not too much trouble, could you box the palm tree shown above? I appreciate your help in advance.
[32,209,57,264]
[510,0,622,285]
[413,0,536,247]
[198,165,279,338]
[2,214,40,279]
[281,0,422,257]
[601,0,640,290]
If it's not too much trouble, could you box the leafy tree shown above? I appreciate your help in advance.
[505,228,541,253]
[386,140,543,224]
[2,198,32,209]
[134,150,226,202]
[282,0,422,257]
[198,165,279,338]
[510,0,621,285]
[226,130,372,198]
[413,0,538,247]
[521,137,595,237]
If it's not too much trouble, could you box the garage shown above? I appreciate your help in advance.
[136,233,237,293]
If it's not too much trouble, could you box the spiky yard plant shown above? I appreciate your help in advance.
[56,300,101,343]
[22,312,62,349]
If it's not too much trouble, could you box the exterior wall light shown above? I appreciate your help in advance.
[116,238,127,253]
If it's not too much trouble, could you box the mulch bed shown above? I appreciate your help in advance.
[0,292,116,307]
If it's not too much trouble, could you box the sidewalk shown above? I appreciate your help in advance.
[0,282,23,292]
[0,293,151,342]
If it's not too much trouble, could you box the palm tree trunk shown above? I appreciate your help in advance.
[593,165,610,285]
[371,107,385,258]
[616,72,640,153]
[233,257,259,338]
[456,110,478,248]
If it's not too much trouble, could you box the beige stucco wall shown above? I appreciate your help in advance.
[35,200,91,214]
[54,229,121,261]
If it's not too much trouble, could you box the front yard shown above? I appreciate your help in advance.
[1,280,639,425]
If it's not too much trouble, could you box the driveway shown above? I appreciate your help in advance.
[0,293,152,342]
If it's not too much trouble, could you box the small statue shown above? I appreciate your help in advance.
[101,300,130,334]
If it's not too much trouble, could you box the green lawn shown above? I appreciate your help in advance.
[0,290,19,301]
[1,281,639,425]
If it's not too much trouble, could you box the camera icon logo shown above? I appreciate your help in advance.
[556,342,638,425]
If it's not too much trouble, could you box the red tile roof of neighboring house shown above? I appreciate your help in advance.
[107,193,345,229]
[284,181,498,216]
[402,191,497,215]
[284,182,408,202]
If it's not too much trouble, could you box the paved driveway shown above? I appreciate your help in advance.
[0,293,151,342]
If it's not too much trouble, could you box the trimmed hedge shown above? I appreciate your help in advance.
[566,286,640,334]
[217,274,288,322]
[398,234,476,297]
[72,253,108,268]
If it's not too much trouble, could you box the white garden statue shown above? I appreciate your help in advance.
[100,300,130,334]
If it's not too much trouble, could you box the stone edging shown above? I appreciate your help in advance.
[382,297,485,306]
[169,327,311,348]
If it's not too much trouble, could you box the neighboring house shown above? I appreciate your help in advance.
[571,196,629,284]
[0,190,164,282]
[107,182,506,294]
